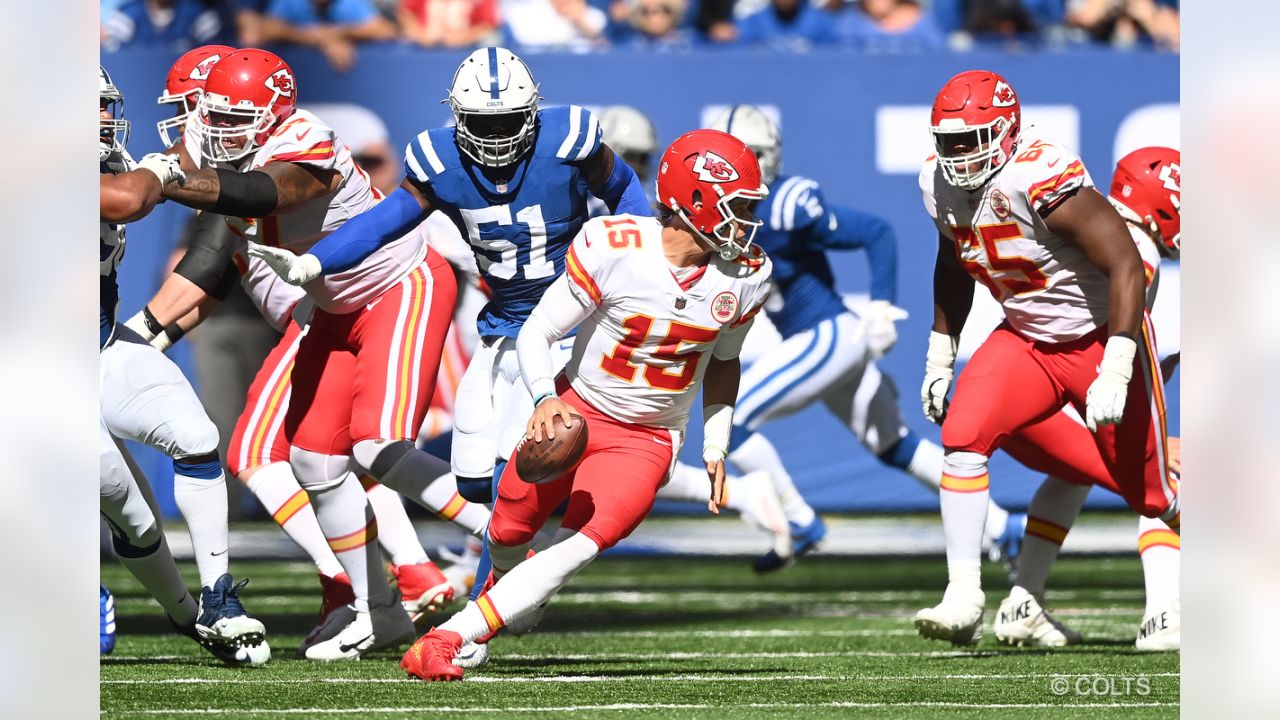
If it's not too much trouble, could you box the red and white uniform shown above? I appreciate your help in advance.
[489,215,773,551]
[185,109,429,329]
[922,140,1175,519]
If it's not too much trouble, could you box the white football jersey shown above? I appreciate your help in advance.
[561,215,773,431]
[187,109,427,326]
[920,137,1110,343]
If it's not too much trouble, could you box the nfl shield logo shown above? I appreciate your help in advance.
[496,183,508,193]
[675,297,687,310]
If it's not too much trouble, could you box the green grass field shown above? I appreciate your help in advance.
[101,547,1178,719]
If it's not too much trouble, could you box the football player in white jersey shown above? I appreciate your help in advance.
[401,129,772,682]
[915,70,1178,646]
[99,65,270,664]
[991,147,1182,650]
[131,48,489,651]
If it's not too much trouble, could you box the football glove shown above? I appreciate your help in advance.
[1085,335,1137,431]
[247,243,322,286]
[136,153,185,187]
[921,331,958,424]
[863,300,909,359]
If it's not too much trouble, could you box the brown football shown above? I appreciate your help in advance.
[514,413,588,485]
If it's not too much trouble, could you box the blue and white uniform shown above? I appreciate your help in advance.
[730,173,914,461]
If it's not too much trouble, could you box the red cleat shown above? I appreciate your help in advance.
[318,572,354,620]
[394,562,455,621]
[401,628,465,682]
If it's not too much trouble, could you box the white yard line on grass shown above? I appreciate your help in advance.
[103,700,1179,716]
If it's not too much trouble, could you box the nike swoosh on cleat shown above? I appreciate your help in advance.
[338,635,373,654]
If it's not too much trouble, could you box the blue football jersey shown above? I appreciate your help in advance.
[403,105,603,338]
[99,154,130,349]
[751,174,849,339]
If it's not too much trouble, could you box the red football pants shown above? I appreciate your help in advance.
[942,318,1176,517]
[488,386,674,552]
[285,252,457,455]
[226,317,303,476]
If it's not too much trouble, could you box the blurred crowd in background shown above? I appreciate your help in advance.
[102,0,1179,70]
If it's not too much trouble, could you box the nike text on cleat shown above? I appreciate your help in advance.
[914,586,986,646]
[1135,600,1179,651]
[304,592,415,661]
[401,628,465,682]
[993,587,1081,647]
[196,574,267,649]
[394,562,455,622]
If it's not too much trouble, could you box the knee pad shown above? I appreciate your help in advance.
[290,447,352,494]
[458,475,494,504]
[943,450,988,476]
[351,438,415,477]
[173,451,222,482]
[165,416,220,458]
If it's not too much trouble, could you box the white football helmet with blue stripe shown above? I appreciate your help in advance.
[708,105,780,186]
[447,47,540,168]
[100,65,129,162]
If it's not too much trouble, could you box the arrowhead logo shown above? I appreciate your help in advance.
[692,151,739,183]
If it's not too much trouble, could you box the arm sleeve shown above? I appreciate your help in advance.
[173,212,238,295]
[813,206,898,302]
[592,150,652,217]
[516,273,596,400]
[307,187,429,273]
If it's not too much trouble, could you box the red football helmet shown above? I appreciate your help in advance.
[1109,147,1181,259]
[194,48,297,163]
[656,129,768,260]
[930,70,1022,190]
[156,44,236,148]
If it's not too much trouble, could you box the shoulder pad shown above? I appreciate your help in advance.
[404,126,460,185]
[536,105,602,163]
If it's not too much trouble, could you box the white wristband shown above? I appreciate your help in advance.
[925,331,958,370]
[703,403,733,463]
[123,311,156,342]
[1099,335,1137,382]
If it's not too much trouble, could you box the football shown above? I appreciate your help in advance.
[514,413,588,485]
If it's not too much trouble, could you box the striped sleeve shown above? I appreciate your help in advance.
[554,105,603,162]
[403,128,447,186]
[563,229,604,307]
[1026,155,1091,214]
[265,117,338,169]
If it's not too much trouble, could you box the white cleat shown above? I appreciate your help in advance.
[1135,601,1179,651]
[994,586,1081,647]
[298,604,356,657]
[914,586,986,646]
[303,594,415,661]
[453,639,490,669]
[730,471,790,553]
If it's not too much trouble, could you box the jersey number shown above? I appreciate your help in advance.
[600,314,720,392]
[603,217,642,249]
[459,204,555,281]
[952,222,1048,298]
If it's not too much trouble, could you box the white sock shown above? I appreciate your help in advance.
[729,433,813,526]
[310,474,387,613]
[655,463,713,503]
[940,451,990,593]
[441,532,599,642]
[418,472,490,537]
[906,438,945,491]
[245,462,344,578]
[1018,476,1091,596]
[1137,516,1180,613]
[362,477,429,567]
[172,466,230,589]
[115,536,198,627]
[984,502,1010,540]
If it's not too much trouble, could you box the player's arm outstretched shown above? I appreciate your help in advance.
[516,272,596,442]
[1041,186,1146,430]
[100,154,186,223]
[162,159,340,218]
[921,231,975,424]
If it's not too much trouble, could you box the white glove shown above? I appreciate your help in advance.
[863,300,909,358]
[122,311,175,352]
[246,243,322,286]
[1085,335,1137,431]
[921,331,958,424]
[136,153,185,187]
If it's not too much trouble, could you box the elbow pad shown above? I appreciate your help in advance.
[210,168,279,217]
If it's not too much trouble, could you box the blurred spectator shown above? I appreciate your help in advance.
[736,0,838,50]
[249,0,398,72]
[101,0,231,52]
[399,0,500,47]
[620,0,694,49]
[931,0,1064,48]
[1067,0,1178,50]
[302,103,401,194]
[836,0,944,51]
[503,0,608,51]
[694,0,737,43]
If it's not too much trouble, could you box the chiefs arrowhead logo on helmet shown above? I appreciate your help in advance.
[991,80,1017,108]
[191,54,222,81]
[1158,163,1181,193]
[692,151,740,183]
[265,68,295,98]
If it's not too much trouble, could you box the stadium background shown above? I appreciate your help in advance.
[103,46,1179,518]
